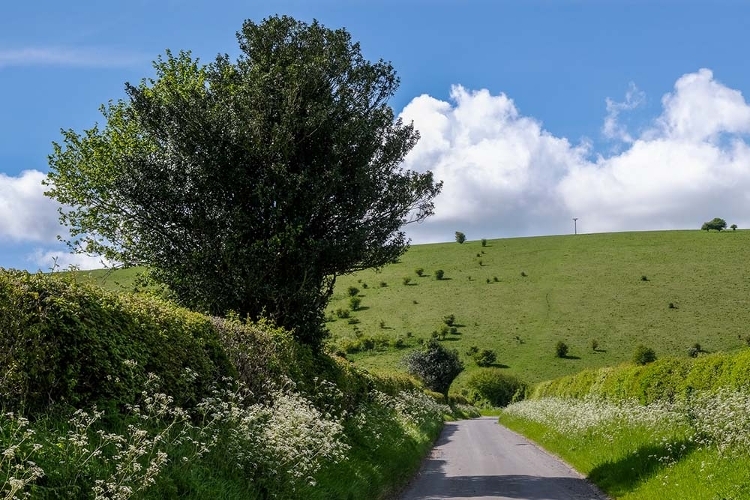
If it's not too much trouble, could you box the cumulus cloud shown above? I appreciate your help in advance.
[28,248,111,271]
[0,170,62,243]
[399,69,750,242]
[0,47,147,69]
[603,82,645,142]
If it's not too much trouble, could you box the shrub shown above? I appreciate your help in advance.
[555,341,569,358]
[379,281,388,288]
[688,346,700,358]
[443,314,456,327]
[347,286,359,297]
[520,271,527,277]
[493,276,499,282]
[668,302,676,309]
[0,270,233,413]
[481,239,487,247]
[434,270,444,280]
[403,339,464,399]
[486,278,490,283]
[455,231,466,244]
[379,320,386,329]
[473,349,497,367]
[348,317,360,325]
[362,282,368,289]
[335,308,350,319]
[349,296,362,311]
[641,275,649,281]
[478,260,483,266]
[391,337,406,349]
[633,345,657,365]
[415,268,424,277]
[466,345,479,356]
[591,339,599,351]
[449,326,458,335]
[731,224,738,231]
[468,369,527,407]
[402,276,412,285]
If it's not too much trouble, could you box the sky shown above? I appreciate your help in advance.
[2,0,750,270]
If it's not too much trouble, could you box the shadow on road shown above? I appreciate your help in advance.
[403,474,603,499]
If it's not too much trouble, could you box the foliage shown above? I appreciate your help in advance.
[633,345,657,365]
[349,296,362,311]
[434,270,444,280]
[473,349,497,367]
[468,369,526,407]
[442,314,455,327]
[45,15,442,348]
[455,231,466,244]
[403,340,464,399]
[414,268,424,277]
[731,224,738,231]
[481,239,487,247]
[555,341,569,358]
[0,270,233,414]
[702,217,727,231]
[402,276,411,285]
[347,286,359,297]
[591,339,599,351]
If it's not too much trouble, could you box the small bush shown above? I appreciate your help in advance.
[415,268,424,277]
[335,308,350,319]
[481,239,487,247]
[591,339,599,351]
[403,339,464,399]
[731,224,738,231]
[486,278,490,283]
[493,276,499,282]
[347,317,360,325]
[633,345,657,365]
[412,300,418,304]
[379,281,388,288]
[521,271,527,277]
[555,341,569,358]
[379,320,386,329]
[641,275,649,281]
[362,282,368,289]
[473,349,497,367]
[347,286,359,297]
[466,346,479,356]
[455,231,466,244]
[688,347,700,358]
[478,260,483,266]
[391,337,406,349]
[349,296,362,311]
[402,276,412,285]
[449,326,458,335]
[443,314,456,326]
[434,270,444,280]
[669,302,676,309]
[468,369,527,407]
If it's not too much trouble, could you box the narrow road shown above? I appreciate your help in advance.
[400,417,608,500]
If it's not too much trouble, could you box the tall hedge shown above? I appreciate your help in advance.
[0,270,234,414]
[531,350,750,404]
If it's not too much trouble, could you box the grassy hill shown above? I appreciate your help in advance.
[77,230,750,387]
[324,230,750,386]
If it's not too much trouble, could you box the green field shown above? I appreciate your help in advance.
[78,230,750,387]
[324,230,750,386]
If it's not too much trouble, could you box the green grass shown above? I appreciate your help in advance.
[323,230,750,387]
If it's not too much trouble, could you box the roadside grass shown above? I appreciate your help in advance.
[323,230,750,388]
[500,392,750,499]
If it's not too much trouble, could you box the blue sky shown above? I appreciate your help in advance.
[2,1,750,270]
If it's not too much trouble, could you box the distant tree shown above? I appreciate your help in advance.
[403,339,464,400]
[555,341,569,358]
[434,269,445,280]
[481,238,487,247]
[44,16,442,349]
[702,218,728,232]
[455,231,466,244]
[731,224,738,231]
[473,349,497,367]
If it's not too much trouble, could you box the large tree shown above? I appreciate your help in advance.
[45,16,442,347]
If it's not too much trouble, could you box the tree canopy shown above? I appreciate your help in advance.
[45,16,442,347]
[702,218,728,232]
[403,339,464,399]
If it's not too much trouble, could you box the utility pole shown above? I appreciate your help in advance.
[573,218,578,235]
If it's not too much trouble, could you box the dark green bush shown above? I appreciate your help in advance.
[555,341,569,358]
[473,349,497,367]
[335,308,350,318]
[443,314,455,327]
[481,239,487,247]
[0,270,233,414]
[633,345,657,365]
[402,276,412,285]
[468,369,527,407]
[415,268,424,277]
[349,296,362,311]
[347,286,359,297]
[434,270,444,280]
[403,339,464,399]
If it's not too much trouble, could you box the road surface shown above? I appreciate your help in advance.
[400,417,608,500]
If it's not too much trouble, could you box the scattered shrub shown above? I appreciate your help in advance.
[555,341,569,358]
[362,283,368,289]
[669,302,677,309]
[379,320,386,329]
[434,270,444,280]
[349,296,362,311]
[591,339,599,351]
[641,275,649,281]
[347,317,360,325]
[466,346,479,356]
[520,271,527,277]
[468,369,527,407]
[473,349,497,367]
[347,286,359,297]
[402,276,412,285]
[633,345,657,365]
[493,276,499,282]
[486,278,490,283]
[455,231,466,244]
[335,308,350,319]
[449,326,458,335]
[412,300,418,304]
[415,268,424,277]
[478,260,483,266]
[731,224,738,231]
[481,239,487,247]
[443,314,456,327]
[379,281,388,288]
[391,337,406,349]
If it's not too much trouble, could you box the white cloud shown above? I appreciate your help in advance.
[399,69,750,243]
[0,170,63,243]
[603,82,645,142]
[28,248,111,272]
[0,47,147,69]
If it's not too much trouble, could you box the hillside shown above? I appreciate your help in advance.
[77,230,750,387]
[325,230,750,385]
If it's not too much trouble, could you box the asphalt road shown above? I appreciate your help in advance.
[400,417,609,500]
